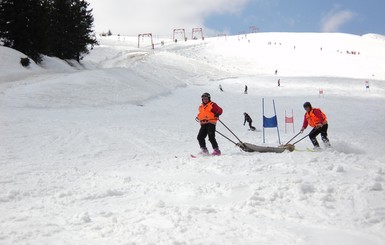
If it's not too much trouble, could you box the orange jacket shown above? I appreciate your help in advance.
[197,101,222,125]
[302,108,327,128]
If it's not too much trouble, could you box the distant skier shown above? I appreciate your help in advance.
[244,85,248,94]
[219,84,223,92]
[300,102,330,149]
[277,79,281,87]
[243,112,256,131]
[196,93,223,155]
[275,70,278,75]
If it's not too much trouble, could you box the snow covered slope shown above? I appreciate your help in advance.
[0,46,42,82]
[0,33,385,244]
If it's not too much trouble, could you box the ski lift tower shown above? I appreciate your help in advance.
[137,33,154,49]
[173,29,187,42]
[192,28,204,40]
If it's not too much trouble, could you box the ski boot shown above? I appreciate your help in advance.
[212,148,221,156]
[313,146,322,151]
[200,147,209,155]
[322,137,331,148]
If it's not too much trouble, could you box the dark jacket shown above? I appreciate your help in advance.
[244,113,252,125]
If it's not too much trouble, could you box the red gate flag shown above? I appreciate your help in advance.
[285,116,294,123]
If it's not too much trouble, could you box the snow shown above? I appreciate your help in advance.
[1,33,385,244]
[0,46,42,83]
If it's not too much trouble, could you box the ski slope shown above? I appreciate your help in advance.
[1,33,385,244]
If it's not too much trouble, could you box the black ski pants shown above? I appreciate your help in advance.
[247,121,255,130]
[244,119,255,130]
[197,123,218,149]
[309,124,329,147]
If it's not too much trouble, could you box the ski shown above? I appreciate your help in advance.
[191,153,221,158]
[307,148,318,152]
[294,148,317,152]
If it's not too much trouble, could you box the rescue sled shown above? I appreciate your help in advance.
[216,119,295,153]
[236,142,288,153]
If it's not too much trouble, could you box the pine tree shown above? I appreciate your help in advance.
[48,0,97,61]
[48,0,72,59]
[70,0,97,62]
[0,0,49,62]
[0,0,97,63]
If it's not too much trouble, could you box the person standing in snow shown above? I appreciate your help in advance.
[219,84,223,92]
[243,112,255,131]
[277,79,281,87]
[196,93,223,155]
[300,102,330,149]
[244,85,248,94]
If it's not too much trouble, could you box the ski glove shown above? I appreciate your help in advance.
[214,113,220,118]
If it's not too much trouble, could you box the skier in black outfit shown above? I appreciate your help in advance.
[243,112,256,131]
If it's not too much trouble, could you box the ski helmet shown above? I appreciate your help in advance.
[201,92,211,100]
[303,102,312,109]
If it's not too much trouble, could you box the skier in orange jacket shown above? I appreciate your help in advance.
[300,102,330,149]
[196,93,223,155]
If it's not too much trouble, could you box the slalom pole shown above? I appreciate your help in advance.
[273,99,281,144]
[262,98,265,143]
[218,119,244,145]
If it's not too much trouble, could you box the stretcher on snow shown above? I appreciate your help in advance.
[236,142,288,153]
[216,119,296,153]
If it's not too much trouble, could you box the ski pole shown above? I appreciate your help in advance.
[284,132,301,145]
[292,133,310,145]
[218,119,244,144]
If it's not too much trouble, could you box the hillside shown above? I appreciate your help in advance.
[0,32,385,244]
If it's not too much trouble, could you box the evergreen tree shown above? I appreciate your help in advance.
[0,0,97,63]
[49,0,97,61]
[48,0,72,59]
[0,0,49,62]
[70,0,97,62]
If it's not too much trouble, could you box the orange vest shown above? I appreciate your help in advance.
[306,108,327,127]
[198,102,218,124]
